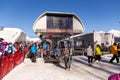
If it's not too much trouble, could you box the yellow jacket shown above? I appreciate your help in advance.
[95,46,101,55]
[110,45,118,54]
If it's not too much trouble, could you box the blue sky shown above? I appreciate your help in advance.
[0,0,120,37]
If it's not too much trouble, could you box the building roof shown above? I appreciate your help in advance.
[33,11,85,32]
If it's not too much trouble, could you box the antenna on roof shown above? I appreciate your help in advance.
[93,30,95,33]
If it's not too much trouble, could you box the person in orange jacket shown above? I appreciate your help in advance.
[109,43,119,63]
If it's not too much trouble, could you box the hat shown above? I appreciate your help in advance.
[2,41,8,45]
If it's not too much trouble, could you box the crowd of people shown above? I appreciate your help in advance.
[0,39,27,57]
[86,43,120,66]
[0,39,72,71]
[27,40,73,71]
[1,35,120,72]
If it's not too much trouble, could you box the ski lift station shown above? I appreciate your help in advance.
[32,11,85,42]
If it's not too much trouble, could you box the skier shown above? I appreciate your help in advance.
[109,43,119,63]
[63,46,71,71]
[30,43,37,63]
[86,45,94,65]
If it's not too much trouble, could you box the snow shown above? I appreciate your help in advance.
[2,54,120,80]
[26,37,41,42]
[95,31,105,33]
[93,29,120,37]
[0,28,24,43]
[108,29,120,37]
[3,28,23,33]
[0,27,40,43]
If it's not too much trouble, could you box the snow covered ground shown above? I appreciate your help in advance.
[2,54,120,80]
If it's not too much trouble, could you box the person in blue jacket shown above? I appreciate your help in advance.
[42,42,48,60]
[30,43,37,63]
[55,46,60,58]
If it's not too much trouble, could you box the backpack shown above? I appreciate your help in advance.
[8,46,13,54]
[43,42,47,49]
[30,45,37,53]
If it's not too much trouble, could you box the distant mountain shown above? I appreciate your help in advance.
[97,31,105,33]
[108,29,120,37]
[93,29,120,37]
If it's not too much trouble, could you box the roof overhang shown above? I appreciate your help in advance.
[33,11,85,32]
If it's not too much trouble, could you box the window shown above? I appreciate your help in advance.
[47,15,73,29]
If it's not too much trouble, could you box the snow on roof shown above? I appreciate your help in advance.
[3,27,23,33]
[70,33,85,38]
[0,27,25,43]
